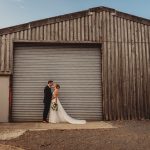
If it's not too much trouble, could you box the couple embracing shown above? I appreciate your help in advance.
[43,80,86,124]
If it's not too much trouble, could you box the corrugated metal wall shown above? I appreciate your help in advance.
[0,8,150,120]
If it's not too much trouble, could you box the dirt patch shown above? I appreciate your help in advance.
[0,121,150,150]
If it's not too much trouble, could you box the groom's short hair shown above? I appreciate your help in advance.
[48,80,53,84]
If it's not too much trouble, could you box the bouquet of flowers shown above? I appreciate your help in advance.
[51,101,58,111]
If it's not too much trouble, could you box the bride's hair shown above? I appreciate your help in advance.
[55,84,60,89]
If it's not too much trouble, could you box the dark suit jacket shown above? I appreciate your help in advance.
[43,85,52,103]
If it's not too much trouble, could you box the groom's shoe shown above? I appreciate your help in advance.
[42,119,49,123]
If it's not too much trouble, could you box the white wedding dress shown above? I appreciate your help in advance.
[49,95,86,124]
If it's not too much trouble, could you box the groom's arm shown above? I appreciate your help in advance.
[44,86,52,99]
[44,86,48,99]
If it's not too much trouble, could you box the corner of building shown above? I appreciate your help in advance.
[0,76,10,122]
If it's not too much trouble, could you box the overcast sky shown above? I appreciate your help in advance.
[0,0,149,29]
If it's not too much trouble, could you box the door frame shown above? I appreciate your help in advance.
[9,40,103,122]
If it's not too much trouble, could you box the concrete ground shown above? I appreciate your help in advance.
[0,121,150,150]
[0,121,116,140]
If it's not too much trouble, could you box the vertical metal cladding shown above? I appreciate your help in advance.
[101,11,150,120]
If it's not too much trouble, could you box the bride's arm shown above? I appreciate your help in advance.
[53,90,58,103]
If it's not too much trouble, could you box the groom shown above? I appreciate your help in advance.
[43,80,53,123]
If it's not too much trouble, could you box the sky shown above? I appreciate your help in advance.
[0,0,150,29]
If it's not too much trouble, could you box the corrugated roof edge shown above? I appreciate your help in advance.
[0,6,149,35]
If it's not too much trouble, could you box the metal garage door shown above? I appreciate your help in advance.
[12,43,102,121]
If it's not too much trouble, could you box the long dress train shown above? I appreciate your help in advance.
[49,98,86,124]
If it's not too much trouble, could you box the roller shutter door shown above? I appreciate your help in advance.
[12,44,102,121]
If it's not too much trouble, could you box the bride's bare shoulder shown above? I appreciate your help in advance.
[54,89,59,95]
[54,89,59,93]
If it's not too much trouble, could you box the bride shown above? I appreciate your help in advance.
[49,84,86,124]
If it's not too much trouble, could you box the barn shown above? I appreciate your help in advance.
[0,6,149,122]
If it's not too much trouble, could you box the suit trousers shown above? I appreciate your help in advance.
[43,101,51,120]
